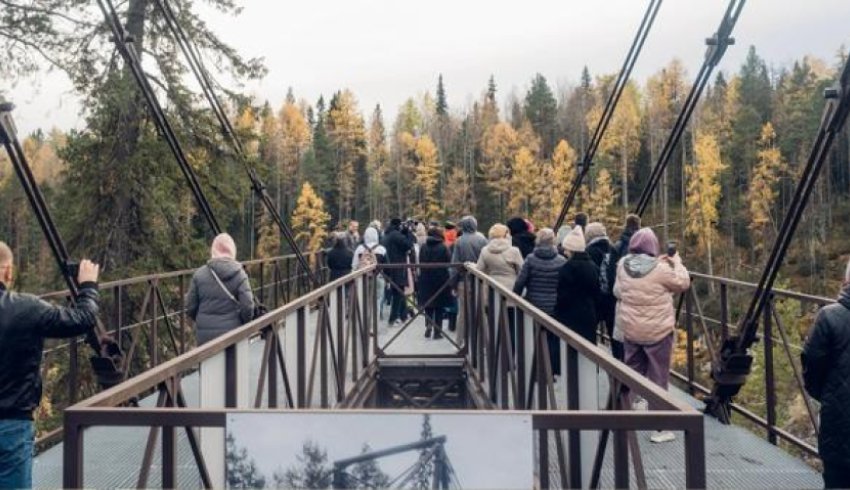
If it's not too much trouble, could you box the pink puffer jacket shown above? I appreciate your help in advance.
[613,253,690,344]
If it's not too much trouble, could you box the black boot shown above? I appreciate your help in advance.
[433,328,443,340]
[424,328,432,339]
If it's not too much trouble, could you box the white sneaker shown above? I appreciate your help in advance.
[650,431,676,443]
[631,396,648,412]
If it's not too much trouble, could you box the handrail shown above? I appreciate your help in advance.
[38,252,320,300]
[689,271,834,305]
[71,265,375,409]
[464,263,695,414]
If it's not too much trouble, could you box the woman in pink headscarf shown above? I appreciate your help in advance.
[186,233,256,344]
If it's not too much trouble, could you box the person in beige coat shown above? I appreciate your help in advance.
[476,224,524,291]
[614,227,690,443]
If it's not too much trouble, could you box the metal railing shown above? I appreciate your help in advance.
[35,251,324,447]
[675,272,824,457]
[464,265,706,489]
[61,262,707,489]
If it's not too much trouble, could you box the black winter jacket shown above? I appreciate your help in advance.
[802,291,850,464]
[326,246,354,281]
[187,258,255,345]
[417,237,453,309]
[0,281,99,419]
[383,226,413,286]
[513,247,566,315]
[586,237,618,328]
[554,252,600,343]
[506,217,536,258]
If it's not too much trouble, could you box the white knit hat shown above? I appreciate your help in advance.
[562,226,586,253]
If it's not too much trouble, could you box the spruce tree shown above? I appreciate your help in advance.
[524,73,559,157]
[436,74,448,116]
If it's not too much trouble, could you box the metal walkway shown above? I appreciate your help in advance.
[34,314,821,489]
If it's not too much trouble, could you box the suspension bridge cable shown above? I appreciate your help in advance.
[633,0,745,216]
[96,0,222,235]
[552,0,663,229]
[151,0,319,286]
[705,51,850,423]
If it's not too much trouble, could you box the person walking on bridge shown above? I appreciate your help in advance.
[0,241,101,489]
[326,232,354,281]
[585,222,623,360]
[802,260,850,489]
[513,228,567,375]
[450,216,488,339]
[506,216,536,259]
[417,227,452,339]
[186,233,256,344]
[554,226,600,344]
[613,227,690,443]
[383,218,413,326]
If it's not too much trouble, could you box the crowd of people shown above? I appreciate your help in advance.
[1,206,849,486]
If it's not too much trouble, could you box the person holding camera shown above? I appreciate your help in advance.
[0,241,101,489]
[186,233,256,344]
[613,227,689,443]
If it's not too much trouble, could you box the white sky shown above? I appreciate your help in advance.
[227,412,533,488]
[4,1,850,135]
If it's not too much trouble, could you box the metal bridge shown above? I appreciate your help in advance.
[21,260,821,489]
[2,0,849,487]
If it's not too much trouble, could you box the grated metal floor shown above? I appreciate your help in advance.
[34,314,821,489]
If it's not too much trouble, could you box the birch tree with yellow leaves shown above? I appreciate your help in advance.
[686,132,726,277]
[748,122,785,256]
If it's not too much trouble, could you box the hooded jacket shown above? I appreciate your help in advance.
[802,288,850,465]
[613,253,690,344]
[352,228,387,270]
[417,235,453,309]
[450,217,488,283]
[326,244,354,281]
[187,258,255,345]
[513,246,567,315]
[554,251,600,343]
[475,238,524,291]
[0,281,99,418]
[507,217,536,259]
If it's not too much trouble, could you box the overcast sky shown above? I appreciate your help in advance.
[5,1,850,135]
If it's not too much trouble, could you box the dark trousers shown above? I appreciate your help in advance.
[0,419,33,489]
[425,308,445,336]
[824,460,850,488]
[599,297,624,361]
[547,331,562,376]
[389,287,406,323]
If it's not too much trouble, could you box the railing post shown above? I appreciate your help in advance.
[259,262,266,306]
[685,415,707,489]
[225,345,237,408]
[268,328,278,409]
[62,412,84,489]
[297,307,307,408]
[613,390,629,489]
[178,276,186,353]
[764,296,777,445]
[566,345,581,488]
[151,281,159,367]
[685,289,695,395]
[720,282,729,342]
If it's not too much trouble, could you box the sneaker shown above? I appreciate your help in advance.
[650,431,676,443]
[631,396,648,412]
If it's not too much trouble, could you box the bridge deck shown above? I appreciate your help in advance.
[33,314,821,489]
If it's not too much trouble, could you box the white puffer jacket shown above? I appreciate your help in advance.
[613,253,690,344]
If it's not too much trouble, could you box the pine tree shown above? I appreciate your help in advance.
[291,182,330,258]
[748,122,785,256]
[524,73,559,157]
[367,105,390,218]
[436,74,448,116]
[226,433,267,489]
[349,444,391,489]
[686,132,726,276]
[274,440,331,489]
